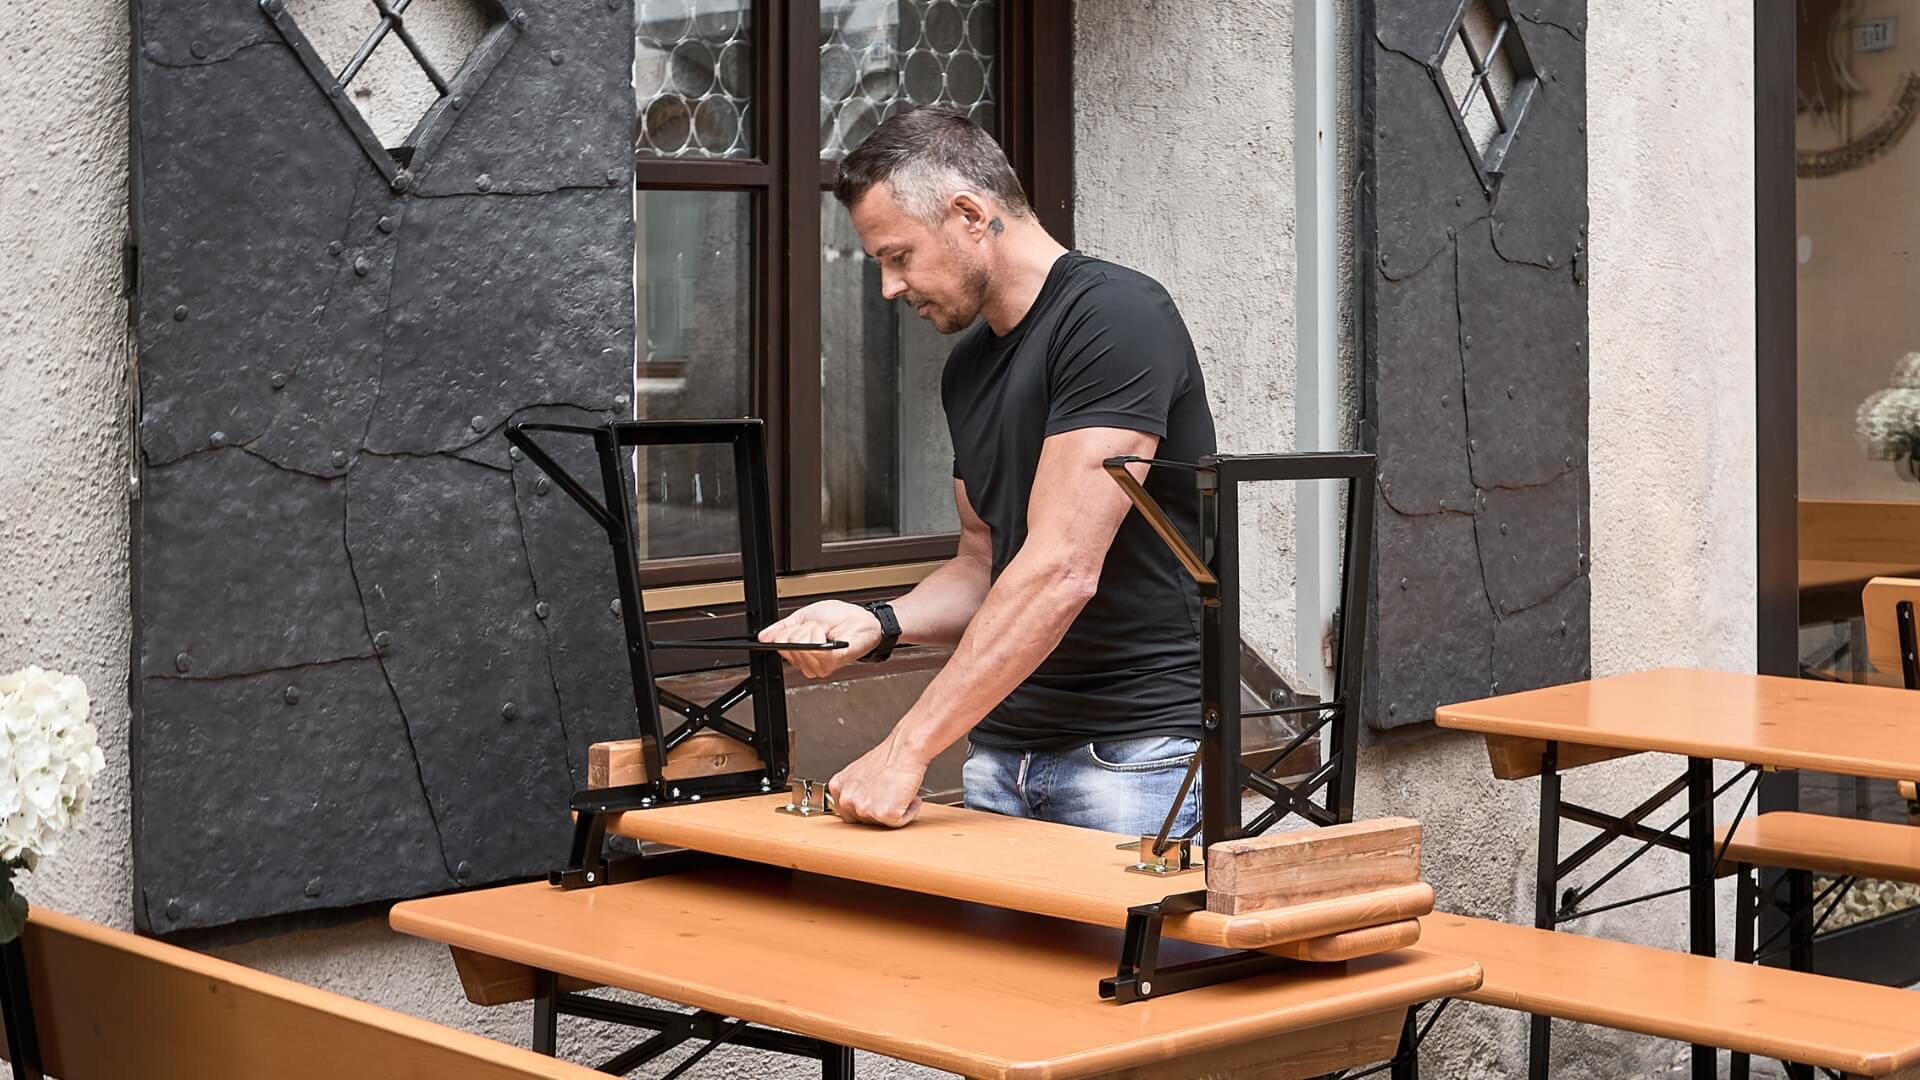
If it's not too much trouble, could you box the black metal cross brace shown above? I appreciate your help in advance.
[531,975,855,1078]
[507,419,846,891]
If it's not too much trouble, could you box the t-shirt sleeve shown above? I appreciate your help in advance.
[1044,278,1194,440]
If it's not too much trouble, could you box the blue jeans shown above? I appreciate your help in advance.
[961,735,1203,836]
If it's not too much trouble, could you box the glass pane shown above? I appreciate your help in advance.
[636,0,754,159]
[820,0,999,160]
[819,193,960,542]
[635,190,752,559]
[1792,0,1920,933]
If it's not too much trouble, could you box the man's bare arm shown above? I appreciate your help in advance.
[827,426,1156,824]
[758,480,991,677]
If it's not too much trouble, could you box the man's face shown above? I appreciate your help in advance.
[848,182,990,334]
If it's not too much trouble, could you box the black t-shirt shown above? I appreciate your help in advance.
[943,251,1218,749]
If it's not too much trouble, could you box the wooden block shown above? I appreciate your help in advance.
[1896,780,1915,802]
[1206,818,1422,916]
[1267,920,1420,963]
[448,947,598,1007]
[587,730,768,788]
[1483,734,1642,780]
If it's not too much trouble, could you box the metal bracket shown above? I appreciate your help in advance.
[1099,891,1290,1004]
[1124,835,1198,876]
[775,778,836,817]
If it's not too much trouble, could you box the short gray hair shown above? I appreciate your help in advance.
[832,107,1032,224]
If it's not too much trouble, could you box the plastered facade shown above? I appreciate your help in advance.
[2,1,1758,1077]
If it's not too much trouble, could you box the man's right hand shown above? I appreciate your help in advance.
[758,599,884,679]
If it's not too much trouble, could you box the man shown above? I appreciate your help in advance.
[759,108,1217,835]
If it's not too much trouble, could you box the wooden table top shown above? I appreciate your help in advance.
[1435,667,1920,780]
[390,866,1481,1080]
[1798,560,1920,591]
[599,794,1434,951]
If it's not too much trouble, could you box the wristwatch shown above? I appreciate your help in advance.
[858,600,902,663]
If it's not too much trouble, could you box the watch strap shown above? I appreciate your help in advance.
[858,600,902,663]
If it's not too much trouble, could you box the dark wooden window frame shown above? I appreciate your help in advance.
[633,0,1074,587]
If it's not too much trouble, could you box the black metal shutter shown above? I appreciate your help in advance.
[1359,0,1591,732]
[130,0,636,930]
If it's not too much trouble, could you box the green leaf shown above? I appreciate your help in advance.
[0,863,26,946]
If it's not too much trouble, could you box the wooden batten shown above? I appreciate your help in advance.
[587,729,775,788]
[1205,818,1422,917]
[449,947,598,1006]
[1268,920,1421,963]
[1482,734,1642,780]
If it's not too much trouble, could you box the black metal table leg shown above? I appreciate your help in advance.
[1528,741,1560,1080]
[1,937,45,1080]
[1730,866,1755,1080]
[821,1043,855,1079]
[532,970,558,1057]
[1686,756,1716,1080]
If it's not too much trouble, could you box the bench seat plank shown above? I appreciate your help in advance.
[1714,811,1920,884]
[603,794,1433,950]
[1419,913,1920,1077]
[394,865,1482,1080]
[6,908,604,1080]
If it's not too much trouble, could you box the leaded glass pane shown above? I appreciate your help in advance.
[637,0,754,159]
[820,0,998,160]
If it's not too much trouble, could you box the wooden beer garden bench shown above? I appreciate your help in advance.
[0,906,608,1080]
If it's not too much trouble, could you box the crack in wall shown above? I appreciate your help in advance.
[340,470,456,880]
[144,37,283,69]
[146,652,376,683]
[507,463,587,784]
[1515,11,1584,42]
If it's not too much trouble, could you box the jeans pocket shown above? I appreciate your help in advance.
[1085,735,1200,773]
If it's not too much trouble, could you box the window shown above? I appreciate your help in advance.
[630,0,1072,583]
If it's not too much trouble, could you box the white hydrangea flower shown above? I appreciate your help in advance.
[0,667,105,867]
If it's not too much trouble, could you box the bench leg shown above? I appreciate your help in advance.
[1529,745,1561,1080]
[1389,1008,1420,1080]
[821,1044,855,1079]
[1686,756,1716,1080]
[1730,865,1755,1080]
[531,970,558,1056]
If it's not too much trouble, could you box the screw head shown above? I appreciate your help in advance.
[1500,522,1510,535]
[377,215,395,234]
[284,685,300,704]
[475,174,493,193]
[450,95,465,111]
[549,49,565,64]
[331,449,349,468]
[470,415,486,432]
[606,167,621,184]
[165,898,182,920]
[190,39,208,58]
[1506,385,1515,399]
[391,170,414,193]
[456,860,472,881]
[304,878,323,898]
[174,651,193,673]
[534,601,550,619]
[328,240,344,256]
[609,598,622,616]
[535,476,551,496]
[173,304,189,321]
[373,630,392,650]
[1140,981,1153,996]
[353,256,370,277]
[501,702,518,720]
[271,372,288,389]
[511,8,528,27]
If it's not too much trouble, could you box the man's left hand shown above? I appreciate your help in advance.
[828,738,928,828]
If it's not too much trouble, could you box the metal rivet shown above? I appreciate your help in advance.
[1388,704,1398,717]
[260,0,282,12]
[173,304,189,321]
[1439,498,1449,511]
[270,372,288,390]
[165,898,182,920]
[374,630,391,650]
[1464,335,1473,346]
[508,446,522,461]
[1573,340,1583,352]
[535,476,550,496]
[353,256,370,277]
[284,685,300,704]
[1380,253,1391,266]
[1564,456,1573,468]
[377,215,395,234]
[328,81,343,98]
[609,598,622,616]
[1500,522,1510,535]
[549,49,565,64]
[606,167,621,184]
[1492,680,1501,691]
[1559,621,1569,635]
[1506,385,1515,399]
[304,878,323,898]
[450,95,465,111]
[1469,439,1478,453]
[1579,224,1588,236]
[535,601,551,619]
[501,702,518,720]
[511,8,528,27]
[1446,226,1456,238]
[210,431,227,447]
[392,170,414,193]
[1399,577,1408,591]
[190,39,208,58]
[614,394,630,406]
[1547,254,1557,267]
[1455,194,1464,206]
[470,415,486,432]
[175,651,193,673]
[332,449,349,468]
[475,174,493,193]
[1441,394,1450,407]
[1577,122,1586,133]
[456,860,472,881]
[328,240,344,256]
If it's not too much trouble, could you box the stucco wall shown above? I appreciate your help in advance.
[5,1,1756,1078]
